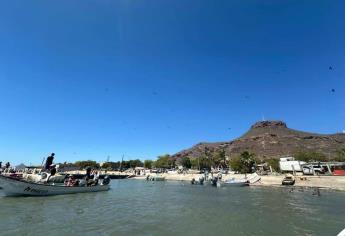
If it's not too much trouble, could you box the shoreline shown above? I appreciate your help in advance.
[63,170,345,191]
[131,173,345,191]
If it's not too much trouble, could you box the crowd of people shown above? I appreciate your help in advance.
[0,161,13,173]
[43,153,101,186]
[1,153,106,187]
[64,167,100,187]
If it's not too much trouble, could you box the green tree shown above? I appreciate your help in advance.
[240,151,256,173]
[75,160,100,169]
[181,157,192,169]
[189,156,212,170]
[229,151,256,173]
[294,151,327,162]
[101,161,121,170]
[199,156,212,170]
[121,161,130,169]
[190,158,199,169]
[335,149,345,162]
[101,162,112,169]
[213,149,227,168]
[144,160,153,169]
[154,154,174,169]
[128,159,143,168]
[229,156,242,172]
[265,158,280,172]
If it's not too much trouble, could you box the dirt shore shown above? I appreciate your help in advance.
[63,170,345,191]
[133,173,345,191]
[252,175,345,191]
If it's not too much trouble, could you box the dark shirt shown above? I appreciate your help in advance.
[45,156,54,170]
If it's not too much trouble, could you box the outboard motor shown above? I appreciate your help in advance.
[79,179,86,187]
[41,172,48,180]
[199,176,205,185]
[217,173,222,180]
[211,177,218,187]
[102,175,111,185]
[191,178,196,185]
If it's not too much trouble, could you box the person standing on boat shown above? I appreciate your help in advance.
[44,153,55,171]
[5,162,10,169]
[92,170,99,185]
[46,165,57,182]
[85,167,93,179]
[85,167,93,186]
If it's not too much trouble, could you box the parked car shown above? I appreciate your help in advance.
[302,165,325,175]
[282,174,295,185]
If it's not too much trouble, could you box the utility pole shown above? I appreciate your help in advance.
[120,155,124,172]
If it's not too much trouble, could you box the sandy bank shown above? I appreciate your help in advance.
[63,170,345,191]
[132,173,345,191]
[253,175,345,191]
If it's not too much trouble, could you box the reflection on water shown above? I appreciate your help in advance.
[0,180,344,236]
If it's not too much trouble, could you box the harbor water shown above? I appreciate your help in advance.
[0,180,344,236]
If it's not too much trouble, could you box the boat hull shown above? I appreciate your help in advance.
[222,173,261,187]
[223,181,249,187]
[0,175,110,196]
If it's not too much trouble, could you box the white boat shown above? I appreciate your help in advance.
[246,173,261,184]
[22,172,66,183]
[223,177,249,186]
[0,175,110,196]
[338,228,345,236]
[223,173,261,187]
[146,174,165,181]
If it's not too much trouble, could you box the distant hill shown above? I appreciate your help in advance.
[172,121,345,160]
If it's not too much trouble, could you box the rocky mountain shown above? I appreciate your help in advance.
[172,121,345,160]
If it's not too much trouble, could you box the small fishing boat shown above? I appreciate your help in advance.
[223,177,249,187]
[210,177,221,187]
[0,175,110,196]
[222,173,261,187]
[146,174,165,181]
[191,176,205,185]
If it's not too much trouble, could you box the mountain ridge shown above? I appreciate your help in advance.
[171,121,345,160]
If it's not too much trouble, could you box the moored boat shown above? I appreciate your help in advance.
[146,174,165,181]
[0,175,110,196]
[223,177,249,186]
[222,173,261,187]
[191,176,205,185]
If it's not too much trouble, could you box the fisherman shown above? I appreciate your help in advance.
[5,162,10,169]
[45,165,57,183]
[85,167,93,179]
[93,170,99,186]
[85,167,95,186]
[45,153,55,171]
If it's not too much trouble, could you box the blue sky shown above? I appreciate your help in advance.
[0,0,344,165]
